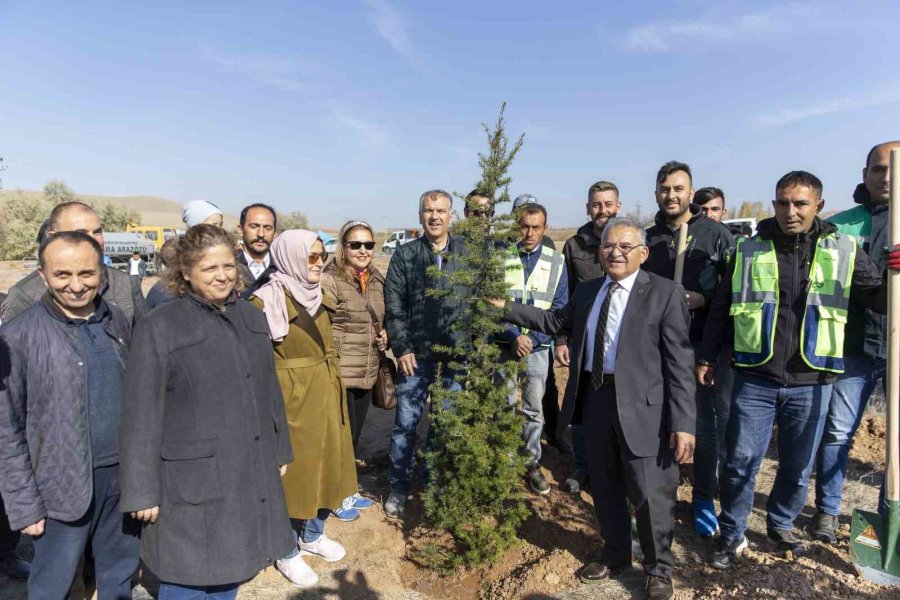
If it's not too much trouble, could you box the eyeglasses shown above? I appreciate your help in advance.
[600,243,645,255]
[307,252,329,265]
[344,241,376,251]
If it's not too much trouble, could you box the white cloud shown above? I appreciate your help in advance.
[754,92,900,127]
[622,4,822,53]
[199,46,315,92]
[328,106,389,152]
[362,0,423,69]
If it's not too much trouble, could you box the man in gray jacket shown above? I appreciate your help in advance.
[0,232,140,598]
[0,201,146,324]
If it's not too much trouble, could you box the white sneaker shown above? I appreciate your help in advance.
[298,534,346,562]
[275,554,318,588]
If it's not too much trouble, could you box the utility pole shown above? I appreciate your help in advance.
[0,157,6,190]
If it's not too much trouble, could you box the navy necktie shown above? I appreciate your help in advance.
[592,281,619,389]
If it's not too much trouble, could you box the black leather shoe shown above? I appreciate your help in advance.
[0,553,31,580]
[578,561,629,583]
[767,527,807,555]
[809,512,838,544]
[562,470,590,494]
[646,575,674,600]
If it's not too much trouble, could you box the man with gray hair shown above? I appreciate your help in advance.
[1,202,146,324]
[383,189,470,519]
[493,217,695,599]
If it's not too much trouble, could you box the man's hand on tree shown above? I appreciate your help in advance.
[397,353,418,377]
[22,519,45,537]
[887,244,900,272]
[485,298,507,309]
[555,344,570,367]
[514,335,533,358]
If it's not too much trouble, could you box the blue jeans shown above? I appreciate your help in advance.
[29,465,140,600]
[282,510,331,559]
[158,582,240,600]
[718,374,832,542]
[692,349,734,502]
[816,354,886,515]
[389,358,462,496]
[502,348,550,465]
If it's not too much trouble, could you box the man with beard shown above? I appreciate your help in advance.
[810,140,900,543]
[643,161,734,539]
[556,181,621,492]
[237,203,278,298]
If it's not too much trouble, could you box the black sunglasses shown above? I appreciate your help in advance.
[344,241,376,251]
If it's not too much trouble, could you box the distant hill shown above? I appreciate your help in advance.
[0,189,239,230]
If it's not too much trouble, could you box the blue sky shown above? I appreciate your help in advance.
[1,1,898,228]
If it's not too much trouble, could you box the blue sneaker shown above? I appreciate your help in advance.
[693,498,719,538]
[332,505,360,522]
[350,493,375,510]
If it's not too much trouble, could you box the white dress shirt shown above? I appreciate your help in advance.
[583,269,640,374]
[243,251,271,280]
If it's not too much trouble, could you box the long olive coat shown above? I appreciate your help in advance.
[252,293,357,518]
[321,266,386,390]
[119,294,294,587]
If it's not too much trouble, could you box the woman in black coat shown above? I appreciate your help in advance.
[119,224,294,599]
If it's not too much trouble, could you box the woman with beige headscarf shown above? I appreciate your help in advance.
[251,229,357,589]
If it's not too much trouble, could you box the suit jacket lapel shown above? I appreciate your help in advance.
[614,269,651,362]
[574,276,606,366]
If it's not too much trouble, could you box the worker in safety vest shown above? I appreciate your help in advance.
[696,170,894,570]
[501,199,568,496]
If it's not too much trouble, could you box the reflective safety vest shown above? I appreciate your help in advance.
[730,232,857,373]
[505,245,564,339]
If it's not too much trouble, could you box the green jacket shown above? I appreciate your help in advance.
[827,184,888,360]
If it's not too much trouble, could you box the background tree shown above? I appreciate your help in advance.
[96,202,141,231]
[0,190,52,259]
[736,200,771,220]
[276,210,309,232]
[420,103,529,569]
[42,179,75,204]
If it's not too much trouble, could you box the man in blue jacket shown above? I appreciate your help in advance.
[0,232,139,598]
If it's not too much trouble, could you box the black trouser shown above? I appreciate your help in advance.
[0,494,19,557]
[541,361,560,441]
[582,381,678,579]
[346,387,373,453]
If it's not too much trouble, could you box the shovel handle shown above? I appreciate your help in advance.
[673,223,688,285]
[887,148,900,504]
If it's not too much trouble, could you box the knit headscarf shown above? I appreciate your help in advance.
[181,200,223,227]
[252,229,322,342]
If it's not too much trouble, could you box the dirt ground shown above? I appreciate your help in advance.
[0,259,895,599]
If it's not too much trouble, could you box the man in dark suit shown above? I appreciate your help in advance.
[236,203,278,298]
[493,217,696,600]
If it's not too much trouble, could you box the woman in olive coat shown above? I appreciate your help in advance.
[119,225,294,599]
[252,229,357,589]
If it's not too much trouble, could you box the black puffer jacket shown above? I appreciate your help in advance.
[384,235,469,361]
[0,295,130,530]
[644,206,735,344]
[700,217,886,386]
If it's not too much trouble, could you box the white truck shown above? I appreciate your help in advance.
[104,232,158,274]
[382,229,420,254]
[723,217,758,238]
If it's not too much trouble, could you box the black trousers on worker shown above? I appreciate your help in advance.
[541,362,560,443]
[582,380,678,579]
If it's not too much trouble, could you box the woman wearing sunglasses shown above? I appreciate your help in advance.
[251,230,357,589]
[321,221,389,520]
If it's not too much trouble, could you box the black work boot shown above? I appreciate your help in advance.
[767,528,807,555]
[808,512,838,544]
[710,535,748,570]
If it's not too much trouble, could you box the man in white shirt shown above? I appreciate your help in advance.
[237,203,278,298]
[128,251,147,286]
[494,218,696,600]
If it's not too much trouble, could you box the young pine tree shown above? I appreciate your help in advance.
[420,104,530,568]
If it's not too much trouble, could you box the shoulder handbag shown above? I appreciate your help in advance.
[364,302,397,410]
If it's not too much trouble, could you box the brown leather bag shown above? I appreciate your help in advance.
[365,303,397,410]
